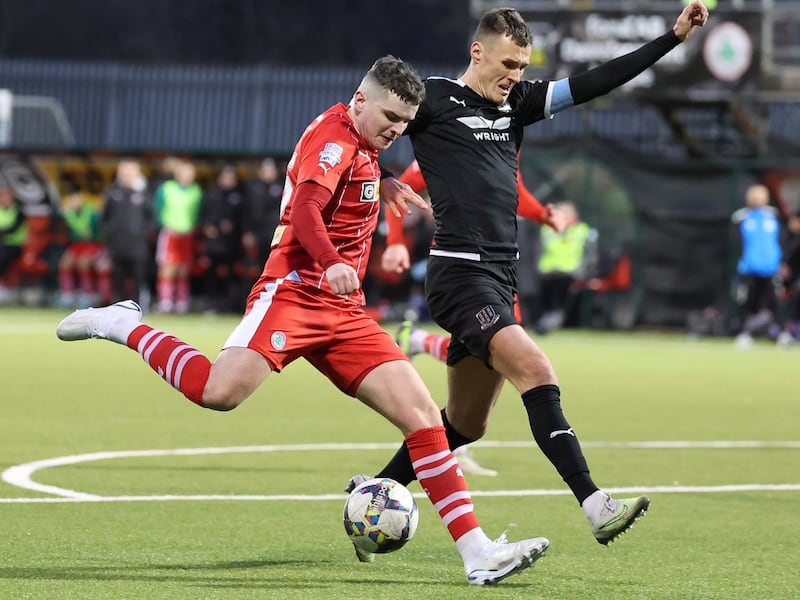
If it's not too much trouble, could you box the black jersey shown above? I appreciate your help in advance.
[407,76,553,262]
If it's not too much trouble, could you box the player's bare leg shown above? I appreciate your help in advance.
[56,301,270,411]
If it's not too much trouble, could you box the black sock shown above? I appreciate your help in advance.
[375,443,415,485]
[440,407,477,449]
[376,408,476,484]
[522,384,598,505]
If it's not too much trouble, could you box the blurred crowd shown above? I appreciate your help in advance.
[0,156,283,315]
[0,155,621,329]
[1,156,799,348]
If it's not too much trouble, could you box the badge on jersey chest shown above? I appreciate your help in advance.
[359,180,379,203]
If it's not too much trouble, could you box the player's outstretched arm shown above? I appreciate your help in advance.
[565,0,709,107]
[673,0,709,41]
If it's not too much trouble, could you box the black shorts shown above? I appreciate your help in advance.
[425,256,519,366]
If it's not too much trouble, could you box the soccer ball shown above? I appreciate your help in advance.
[343,477,419,554]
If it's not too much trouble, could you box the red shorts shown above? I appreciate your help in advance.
[223,278,406,396]
[66,241,103,258]
[157,229,195,266]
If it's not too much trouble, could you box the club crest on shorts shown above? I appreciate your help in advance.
[270,331,287,351]
[475,305,500,330]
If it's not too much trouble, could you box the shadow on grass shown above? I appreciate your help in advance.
[0,558,539,590]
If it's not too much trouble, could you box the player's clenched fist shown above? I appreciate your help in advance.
[325,262,361,295]
[673,0,709,41]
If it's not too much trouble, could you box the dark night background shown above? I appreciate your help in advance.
[0,0,472,66]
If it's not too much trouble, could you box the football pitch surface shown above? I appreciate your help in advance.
[1,308,798,599]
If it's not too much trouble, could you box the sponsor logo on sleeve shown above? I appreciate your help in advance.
[318,142,344,175]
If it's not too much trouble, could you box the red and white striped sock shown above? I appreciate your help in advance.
[406,426,487,544]
[424,334,449,362]
[58,268,75,295]
[175,277,190,313]
[96,272,112,303]
[157,278,174,312]
[79,271,94,295]
[126,324,210,405]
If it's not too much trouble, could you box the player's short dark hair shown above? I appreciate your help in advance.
[365,55,425,105]
[475,8,532,48]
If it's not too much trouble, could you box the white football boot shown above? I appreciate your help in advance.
[465,533,549,585]
[56,300,143,344]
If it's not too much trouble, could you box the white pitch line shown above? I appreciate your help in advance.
[1,444,403,499]
[2,441,798,502]
[2,484,800,504]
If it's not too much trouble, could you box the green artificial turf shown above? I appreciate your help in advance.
[1,308,797,599]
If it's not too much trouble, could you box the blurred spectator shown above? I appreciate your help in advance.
[56,185,112,308]
[774,215,800,347]
[535,201,598,333]
[0,182,27,303]
[101,159,156,307]
[151,156,182,191]
[731,184,782,349]
[154,158,202,313]
[199,165,246,313]
[242,157,283,275]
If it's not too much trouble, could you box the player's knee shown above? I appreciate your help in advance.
[419,402,444,428]
[202,394,243,412]
[201,382,246,411]
[447,410,489,440]
[397,398,443,434]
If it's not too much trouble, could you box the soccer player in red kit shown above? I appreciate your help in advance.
[56,55,548,586]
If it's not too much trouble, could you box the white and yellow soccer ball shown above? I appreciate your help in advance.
[343,477,419,554]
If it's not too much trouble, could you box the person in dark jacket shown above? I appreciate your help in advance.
[200,165,245,313]
[242,157,283,280]
[101,159,156,306]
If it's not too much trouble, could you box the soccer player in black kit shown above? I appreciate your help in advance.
[350,1,710,560]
